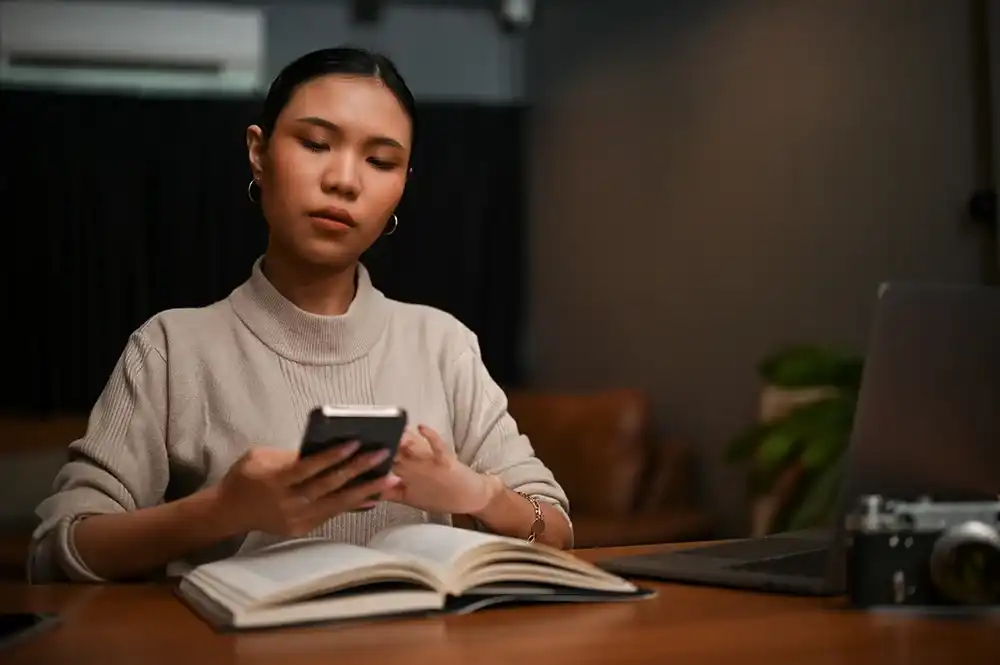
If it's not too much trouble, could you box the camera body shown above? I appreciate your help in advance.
[845,495,1000,608]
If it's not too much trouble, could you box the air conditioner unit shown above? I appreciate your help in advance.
[0,1,266,95]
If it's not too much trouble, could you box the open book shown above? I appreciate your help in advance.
[177,523,652,630]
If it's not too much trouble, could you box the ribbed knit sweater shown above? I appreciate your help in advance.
[29,259,570,582]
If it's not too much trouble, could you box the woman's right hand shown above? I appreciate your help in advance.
[215,442,398,537]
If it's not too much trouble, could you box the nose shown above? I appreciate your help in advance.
[321,150,361,199]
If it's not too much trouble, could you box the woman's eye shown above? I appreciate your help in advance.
[299,138,327,152]
[368,158,397,171]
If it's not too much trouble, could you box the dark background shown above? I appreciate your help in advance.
[0,88,528,415]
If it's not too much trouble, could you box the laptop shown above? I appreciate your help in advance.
[598,282,1000,596]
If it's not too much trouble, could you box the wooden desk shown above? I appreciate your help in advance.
[1,543,996,665]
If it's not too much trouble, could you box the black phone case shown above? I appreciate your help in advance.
[299,407,408,490]
[0,613,61,652]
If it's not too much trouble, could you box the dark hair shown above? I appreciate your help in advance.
[258,46,417,153]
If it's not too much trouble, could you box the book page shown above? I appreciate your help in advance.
[188,539,430,607]
[368,524,639,596]
[368,523,522,568]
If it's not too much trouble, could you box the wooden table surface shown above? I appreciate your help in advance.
[1,542,996,665]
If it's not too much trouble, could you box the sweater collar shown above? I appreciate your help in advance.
[229,257,390,365]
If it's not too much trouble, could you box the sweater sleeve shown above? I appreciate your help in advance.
[28,329,170,583]
[445,328,573,541]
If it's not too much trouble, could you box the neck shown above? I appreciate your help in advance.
[261,245,357,316]
[229,254,391,365]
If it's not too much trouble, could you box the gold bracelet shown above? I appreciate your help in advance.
[516,491,546,544]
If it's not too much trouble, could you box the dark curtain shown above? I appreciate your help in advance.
[0,87,527,416]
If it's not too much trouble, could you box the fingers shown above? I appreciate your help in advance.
[311,473,402,518]
[281,440,361,486]
[399,426,447,461]
[278,469,400,537]
[417,425,448,460]
[398,429,429,460]
[297,448,391,501]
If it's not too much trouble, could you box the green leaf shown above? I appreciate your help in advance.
[758,345,864,389]
[754,428,800,472]
[787,462,844,530]
[796,396,855,470]
[745,396,838,474]
[799,428,848,470]
[728,356,859,516]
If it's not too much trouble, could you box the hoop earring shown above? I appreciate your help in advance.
[247,179,259,203]
[384,214,398,236]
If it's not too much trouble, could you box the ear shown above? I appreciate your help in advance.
[246,124,266,180]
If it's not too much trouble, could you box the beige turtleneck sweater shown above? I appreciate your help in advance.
[28,259,571,583]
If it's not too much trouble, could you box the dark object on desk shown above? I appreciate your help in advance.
[0,613,60,651]
[845,495,1000,608]
[600,282,1000,596]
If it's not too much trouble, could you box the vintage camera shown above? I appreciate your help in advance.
[845,495,1000,608]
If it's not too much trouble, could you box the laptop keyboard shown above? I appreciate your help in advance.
[730,549,829,577]
[674,538,829,578]
[675,537,823,560]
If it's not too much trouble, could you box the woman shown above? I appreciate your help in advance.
[29,47,572,583]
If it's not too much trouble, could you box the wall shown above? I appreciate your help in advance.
[991,0,1000,269]
[525,0,994,535]
[263,1,523,101]
[82,0,525,101]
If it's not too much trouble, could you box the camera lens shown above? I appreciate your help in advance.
[929,521,1000,605]
[945,542,1000,602]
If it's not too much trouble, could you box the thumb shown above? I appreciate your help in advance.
[379,473,405,501]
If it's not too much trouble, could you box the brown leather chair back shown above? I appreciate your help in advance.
[506,389,649,517]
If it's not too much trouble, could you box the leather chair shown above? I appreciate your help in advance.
[505,389,713,548]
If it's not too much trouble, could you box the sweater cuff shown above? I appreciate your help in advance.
[534,497,574,549]
[55,515,106,583]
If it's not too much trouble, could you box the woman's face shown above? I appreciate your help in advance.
[247,74,412,268]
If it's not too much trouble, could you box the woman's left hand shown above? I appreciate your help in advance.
[380,425,496,515]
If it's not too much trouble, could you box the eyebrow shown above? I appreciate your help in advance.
[295,116,405,150]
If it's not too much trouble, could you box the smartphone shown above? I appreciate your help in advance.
[299,405,407,494]
[0,613,60,651]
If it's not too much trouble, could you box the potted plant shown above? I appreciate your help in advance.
[725,345,864,536]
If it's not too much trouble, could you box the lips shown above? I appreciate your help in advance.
[308,206,356,227]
